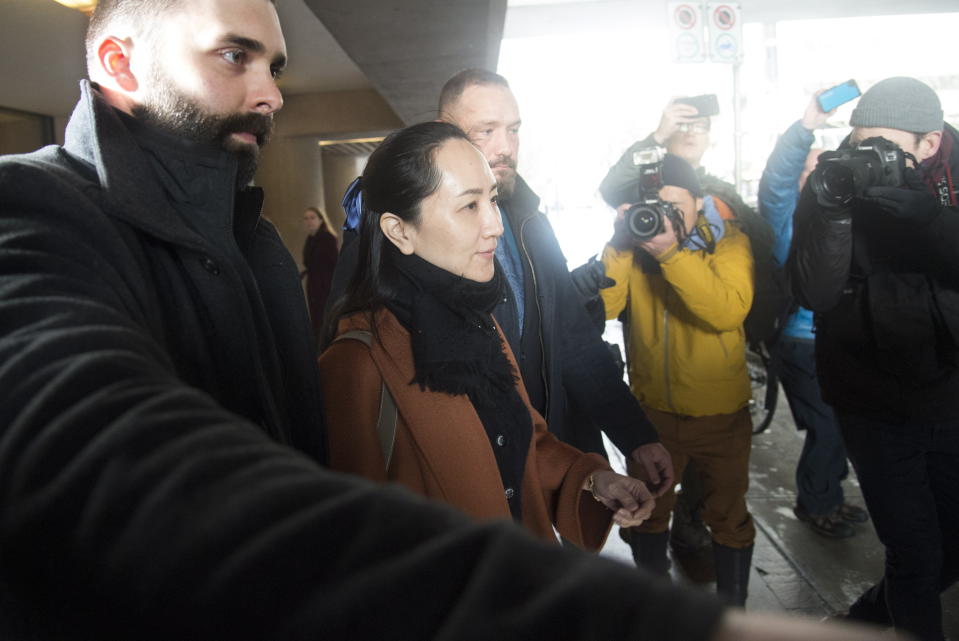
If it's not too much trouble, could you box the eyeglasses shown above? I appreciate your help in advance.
[676,122,710,134]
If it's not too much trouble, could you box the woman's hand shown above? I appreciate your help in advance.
[587,470,655,527]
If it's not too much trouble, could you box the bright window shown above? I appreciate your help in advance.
[499,10,959,267]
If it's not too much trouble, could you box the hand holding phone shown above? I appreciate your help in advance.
[675,94,720,117]
[817,80,860,113]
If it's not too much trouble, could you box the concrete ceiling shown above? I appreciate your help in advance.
[303,0,508,125]
[1,0,956,124]
[0,0,373,118]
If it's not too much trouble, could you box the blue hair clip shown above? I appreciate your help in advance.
[341,176,363,232]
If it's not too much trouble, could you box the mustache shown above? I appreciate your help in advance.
[216,112,275,147]
[490,154,517,170]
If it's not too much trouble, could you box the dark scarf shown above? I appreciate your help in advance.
[384,248,533,521]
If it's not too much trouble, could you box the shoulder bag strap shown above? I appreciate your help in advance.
[334,330,398,470]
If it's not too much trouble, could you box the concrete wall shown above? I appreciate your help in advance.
[276,89,402,138]
[255,88,401,270]
[256,134,326,272]
[0,111,52,155]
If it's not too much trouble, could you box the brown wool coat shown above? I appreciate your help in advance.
[319,308,613,550]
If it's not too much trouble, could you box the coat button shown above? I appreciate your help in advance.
[200,256,220,275]
[495,434,506,447]
[504,487,515,500]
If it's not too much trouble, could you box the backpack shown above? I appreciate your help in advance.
[703,175,794,349]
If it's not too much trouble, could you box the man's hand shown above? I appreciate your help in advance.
[588,470,655,527]
[637,212,679,258]
[629,442,675,497]
[653,101,701,145]
[862,167,940,225]
[800,91,834,131]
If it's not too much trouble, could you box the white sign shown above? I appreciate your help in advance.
[668,3,706,63]
[707,3,743,63]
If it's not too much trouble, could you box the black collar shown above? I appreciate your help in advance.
[63,81,262,252]
[499,174,541,228]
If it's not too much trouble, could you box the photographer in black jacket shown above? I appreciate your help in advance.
[789,76,959,641]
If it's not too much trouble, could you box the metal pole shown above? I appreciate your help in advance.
[732,60,742,192]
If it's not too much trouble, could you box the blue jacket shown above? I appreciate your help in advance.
[758,120,815,339]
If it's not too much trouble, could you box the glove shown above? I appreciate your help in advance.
[569,256,615,300]
[609,218,638,252]
[861,167,941,225]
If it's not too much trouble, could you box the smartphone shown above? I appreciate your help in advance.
[675,94,720,117]
[818,80,861,113]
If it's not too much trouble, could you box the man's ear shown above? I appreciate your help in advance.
[380,213,416,255]
[917,130,943,163]
[96,36,138,92]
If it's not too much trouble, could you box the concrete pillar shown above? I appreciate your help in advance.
[253,88,402,270]
[256,134,326,271]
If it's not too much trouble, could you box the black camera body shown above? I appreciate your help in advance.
[624,147,684,239]
[809,136,907,207]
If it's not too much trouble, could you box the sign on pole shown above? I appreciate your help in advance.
[668,3,706,63]
[706,3,743,63]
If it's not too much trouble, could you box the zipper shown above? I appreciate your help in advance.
[662,287,675,413]
[518,215,550,422]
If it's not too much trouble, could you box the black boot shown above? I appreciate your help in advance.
[713,542,753,607]
[626,530,671,578]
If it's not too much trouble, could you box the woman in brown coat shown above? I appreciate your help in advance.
[319,121,653,550]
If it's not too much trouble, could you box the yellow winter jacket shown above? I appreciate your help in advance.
[600,222,753,417]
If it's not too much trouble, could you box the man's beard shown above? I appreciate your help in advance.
[132,68,274,188]
[491,154,517,200]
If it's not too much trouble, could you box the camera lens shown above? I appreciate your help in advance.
[819,163,856,204]
[625,203,664,239]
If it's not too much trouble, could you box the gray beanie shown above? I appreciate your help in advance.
[850,77,944,133]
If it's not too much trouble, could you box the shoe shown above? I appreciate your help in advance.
[836,503,869,523]
[794,504,855,538]
[669,517,713,554]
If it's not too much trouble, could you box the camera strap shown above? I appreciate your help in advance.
[691,214,716,254]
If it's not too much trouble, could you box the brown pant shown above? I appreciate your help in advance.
[628,406,755,549]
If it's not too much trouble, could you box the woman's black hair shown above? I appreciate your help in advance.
[321,120,470,347]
